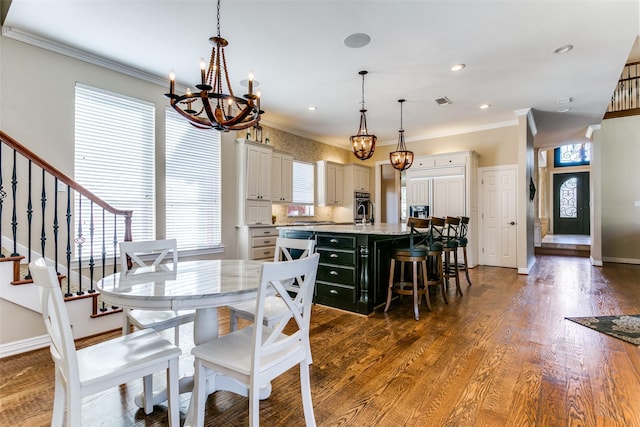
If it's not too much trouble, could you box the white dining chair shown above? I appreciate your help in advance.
[228,237,316,361]
[29,258,181,427]
[120,239,195,346]
[189,253,320,427]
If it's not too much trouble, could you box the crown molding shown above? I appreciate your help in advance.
[2,25,169,88]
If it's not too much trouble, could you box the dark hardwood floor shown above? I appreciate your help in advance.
[1,255,639,426]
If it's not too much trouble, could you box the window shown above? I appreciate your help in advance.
[287,160,314,217]
[165,108,221,249]
[74,83,155,258]
[554,143,591,167]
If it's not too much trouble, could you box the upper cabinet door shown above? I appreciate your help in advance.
[271,152,293,203]
[246,144,272,200]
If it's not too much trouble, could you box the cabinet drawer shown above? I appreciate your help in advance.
[318,264,356,285]
[251,227,278,238]
[317,234,355,249]
[318,249,355,266]
[435,154,466,167]
[251,246,275,260]
[315,282,356,311]
[251,236,277,248]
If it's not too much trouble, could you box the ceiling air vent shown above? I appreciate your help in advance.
[435,97,452,106]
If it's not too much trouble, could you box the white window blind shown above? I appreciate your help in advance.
[165,108,221,249]
[292,161,314,205]
[74,83,155,258]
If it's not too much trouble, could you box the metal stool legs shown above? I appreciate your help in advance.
[443,247,462,297]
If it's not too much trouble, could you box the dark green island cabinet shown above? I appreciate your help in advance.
[279,224,411,315]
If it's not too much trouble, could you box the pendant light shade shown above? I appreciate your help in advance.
[389,99,414,171]
[350,71,376,160]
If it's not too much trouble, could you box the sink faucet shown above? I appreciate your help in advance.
[357,204,368,224]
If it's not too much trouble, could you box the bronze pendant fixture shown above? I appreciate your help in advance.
[350,70,377,160]
[389,99,414,171]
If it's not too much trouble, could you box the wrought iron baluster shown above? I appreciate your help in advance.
[112,214,118,276]
[100,209,108,312]
[40,169,47,258]
[53,178,59,273]
[75,196,84,295]
[25,161,33,279]
[65,185,72,297]
[88,201,95,293]
[11,149,19,256]
[0,144,4,258]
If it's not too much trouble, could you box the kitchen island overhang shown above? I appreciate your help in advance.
[279,223,412,315]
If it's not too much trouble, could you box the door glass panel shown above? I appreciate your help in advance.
[559,178,578,218]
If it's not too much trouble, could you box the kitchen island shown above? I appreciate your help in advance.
[279,223,411,315]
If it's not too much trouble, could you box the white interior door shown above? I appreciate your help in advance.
[481,167,517,268]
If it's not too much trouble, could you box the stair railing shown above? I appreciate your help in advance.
[605,60,640,119]
[0,130,132,314]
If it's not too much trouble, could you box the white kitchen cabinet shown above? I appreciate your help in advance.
[245,142,272,201]
[431,175,465,217]
[244,200,272,226]
[344,164,371,193]
[271,151,293,203]
[317,160,344,206]
[237,226,278,260]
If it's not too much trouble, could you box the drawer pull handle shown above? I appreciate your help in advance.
[264,251,270,255]
[330,270,338,276]
[330,254,339,258]
[263,231,270,234]
[330,239,339,243]
[329,289,339,295]
[264,240,271,243]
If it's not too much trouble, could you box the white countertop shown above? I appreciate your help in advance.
[279,223,411,235]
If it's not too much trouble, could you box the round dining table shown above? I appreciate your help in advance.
[97,259,270,418]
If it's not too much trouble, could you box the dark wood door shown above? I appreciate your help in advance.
[553,172,590,235]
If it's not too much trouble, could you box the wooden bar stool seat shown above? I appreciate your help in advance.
[384,218,431,320]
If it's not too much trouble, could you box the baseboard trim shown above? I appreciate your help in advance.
[0,334,50,359]
[602,256,640,265]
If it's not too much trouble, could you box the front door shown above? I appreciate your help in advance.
[553,172,590,235]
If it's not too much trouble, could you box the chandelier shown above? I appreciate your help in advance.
[350,70,377,160]
[165,0,262,131]
[389,99,414,171]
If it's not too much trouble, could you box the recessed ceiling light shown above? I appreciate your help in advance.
[554,44,574,54]
[308,106,317,111]
[556,96,573,104]
[557,107,571,113]
[344,33,371,49]
[480,104,491,109]
[451,63,466,72]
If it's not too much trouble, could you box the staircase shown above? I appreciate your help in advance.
[1,130,132,356]
[535,234,591,257]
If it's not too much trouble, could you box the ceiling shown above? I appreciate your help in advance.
[3,0,639,150]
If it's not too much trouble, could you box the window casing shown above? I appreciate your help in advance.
[554,143,591,167]
[165,108,221,249]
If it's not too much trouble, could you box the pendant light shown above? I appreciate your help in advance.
[389,99,414,171]
[350,70,377,160]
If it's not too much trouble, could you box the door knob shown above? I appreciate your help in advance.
[509,221,516,225]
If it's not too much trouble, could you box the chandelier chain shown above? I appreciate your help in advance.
[217,0,221,38]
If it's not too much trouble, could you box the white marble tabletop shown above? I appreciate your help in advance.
[97,259,265,311]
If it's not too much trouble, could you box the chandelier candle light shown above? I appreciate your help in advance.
[350,70,377,160]
[165,0,262,131]
[389,99,414,171]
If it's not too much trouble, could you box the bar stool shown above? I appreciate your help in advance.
[442,216,462,296]
[385,218,431,320]
[426,219,447,305]
[458,216,472,286]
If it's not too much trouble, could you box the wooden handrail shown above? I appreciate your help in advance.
[0,130,133,219]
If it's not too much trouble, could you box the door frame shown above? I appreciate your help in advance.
[477,164,518,267]
[549,167,591,235]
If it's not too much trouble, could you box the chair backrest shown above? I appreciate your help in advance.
[445,216,461,239]
[429,216,446,243]
[251,253,320,373]
[273,237,316,262]
[406,217,431,248]
[119,239,178,271]
[29,258,80,390]
[459,216,470,238]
